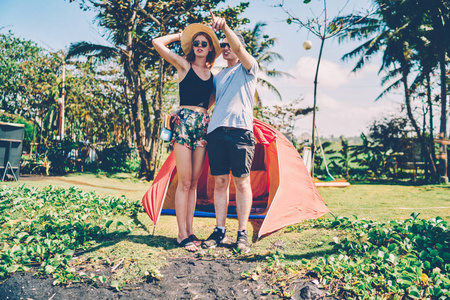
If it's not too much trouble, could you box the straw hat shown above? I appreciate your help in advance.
[181,23,221,59]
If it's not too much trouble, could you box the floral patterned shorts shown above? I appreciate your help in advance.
[171,108,210,150]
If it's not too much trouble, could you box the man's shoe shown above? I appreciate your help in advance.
[236,230,250,253]
[202,227,226,248]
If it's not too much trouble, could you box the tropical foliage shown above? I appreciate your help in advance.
[281,214,450,299]
[1,0,448,182]
[314,115,437,182]
[2,183,448,298]
[333,0,450,182]
[66,0,250,180]
[254,99,314,139]
[244,22,293,106]
[0,31,59,119]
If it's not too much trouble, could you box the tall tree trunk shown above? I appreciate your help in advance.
[124,7,151,179]
[310,36,325,177]
[425,72,437,181]
[430,1,448,180]
[401,65,437,180]
[146,59,166,180]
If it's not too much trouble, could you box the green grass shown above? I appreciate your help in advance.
[9,173,150,202]
[320,184,450,222]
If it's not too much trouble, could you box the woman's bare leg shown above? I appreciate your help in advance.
[173,143,197,251]
[186,146,206,241]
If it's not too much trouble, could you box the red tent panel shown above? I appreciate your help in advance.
[142,119,330,237]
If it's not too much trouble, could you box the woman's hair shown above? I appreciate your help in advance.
[185,32,216,67]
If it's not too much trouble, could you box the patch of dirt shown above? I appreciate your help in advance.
[0,259,332,300]
[19,174,140,192]
[16,174,48,181]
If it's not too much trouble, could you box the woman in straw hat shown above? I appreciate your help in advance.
[152,24,220,251]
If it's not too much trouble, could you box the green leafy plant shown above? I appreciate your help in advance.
[300,214,450,299]
[0,184,142,283]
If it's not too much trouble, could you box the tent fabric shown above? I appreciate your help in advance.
[142,119,330,237]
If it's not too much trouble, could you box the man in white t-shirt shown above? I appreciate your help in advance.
[202,12,259,253]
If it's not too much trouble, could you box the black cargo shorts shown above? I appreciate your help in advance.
[206,127,256,178]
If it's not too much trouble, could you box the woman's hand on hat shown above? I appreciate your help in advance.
[210,10,227,31]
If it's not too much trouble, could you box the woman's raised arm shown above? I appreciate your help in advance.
[152,33,189,75]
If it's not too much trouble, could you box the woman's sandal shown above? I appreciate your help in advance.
[188,234,202,246]
[177,238,197,252]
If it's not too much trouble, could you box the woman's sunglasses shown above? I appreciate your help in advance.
[220,43,230,48]
[193,41,208,48]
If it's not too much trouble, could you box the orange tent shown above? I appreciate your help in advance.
[142,119,330,237]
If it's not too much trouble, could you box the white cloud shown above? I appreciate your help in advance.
[293,91,400,137]
[257,58,404,137]
[287,57,352,89]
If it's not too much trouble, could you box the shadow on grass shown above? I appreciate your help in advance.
[250,219,263,242]
[126,234,179,250]
[97,233,179,251]
[76,231,179,256]
[131,215,150,234]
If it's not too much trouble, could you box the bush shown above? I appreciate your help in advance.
[97,142,133,173]
[46,140,78,175]
[0,184,142,282]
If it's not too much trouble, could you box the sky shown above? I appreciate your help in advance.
[0,0,404,138]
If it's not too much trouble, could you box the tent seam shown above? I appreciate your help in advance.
[258,140,281,238]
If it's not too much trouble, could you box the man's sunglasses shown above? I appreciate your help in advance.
[193,41,208,47]
[220,43,230,48]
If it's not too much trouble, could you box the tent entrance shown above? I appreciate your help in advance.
[161,143,270,218]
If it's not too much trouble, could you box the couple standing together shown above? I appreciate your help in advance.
[152,12,258,253]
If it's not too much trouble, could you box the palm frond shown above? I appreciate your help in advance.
[380,67,401,86]
[375,78,401,101]
[67,42,120,62]
[254,89,262,107]
[336,13,384,36]
[260,68,294,79]
[258,51,284,65]
[257,78,282,101]
[341,38,374,61]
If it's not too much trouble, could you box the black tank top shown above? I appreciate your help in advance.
[179,66,213,110]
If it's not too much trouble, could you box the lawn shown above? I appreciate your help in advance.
[10,173,450,222]
[319,184,450,222]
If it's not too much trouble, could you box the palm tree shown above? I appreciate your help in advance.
[335,0,439,180]
[406,7,440,180]
[416,0,449,181]
[67,1,161,180]
[245,22,293,107]
[67,0,250,180]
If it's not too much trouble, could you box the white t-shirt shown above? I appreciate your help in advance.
[207,58,259,134]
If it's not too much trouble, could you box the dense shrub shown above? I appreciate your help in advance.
[46,140,78,174]
[96,142,133,173]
